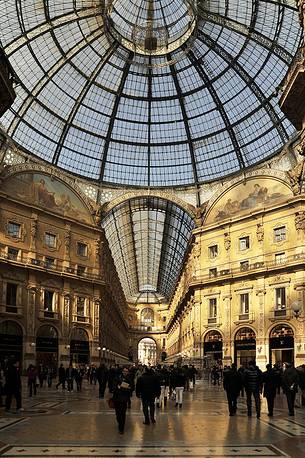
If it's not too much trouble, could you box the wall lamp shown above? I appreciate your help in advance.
[30,342,36,347]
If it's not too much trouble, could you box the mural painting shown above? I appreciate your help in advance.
[206,178,292,223]
[4,172,91,223]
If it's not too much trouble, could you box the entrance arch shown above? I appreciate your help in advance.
[138,337,157,366]
[36,325,58,370]
[204,330,223,364]
[269,324,294,365]
[234,327,256,367]
[70,328,90,364]
[0,320,23,368]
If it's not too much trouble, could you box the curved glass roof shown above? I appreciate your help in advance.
[0,0,302,187]
[102,197,195,303]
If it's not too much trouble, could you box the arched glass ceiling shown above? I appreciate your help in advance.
[0,0,302,187]
[102,197,195,303]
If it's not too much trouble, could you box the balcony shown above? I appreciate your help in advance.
[130,325,165,333]
[270,308,292,321]
[39,309,59,320]
[206,316,222,327]
[235,312,254,323]
[0,304,22,315]
[72,315,90,324]
[0,246,104,284]
[193,249,305,286]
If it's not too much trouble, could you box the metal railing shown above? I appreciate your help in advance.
[0,245,103,283]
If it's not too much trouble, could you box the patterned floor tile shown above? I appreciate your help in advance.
[0,419,26,432]
[0,445,289,457]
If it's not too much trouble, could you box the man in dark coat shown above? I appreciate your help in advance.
[5,359,22,412]
[223,363,242,416]
[113,366,134,434]
[262,364,278,416]
[56,364,66,390]
[136,367,161,424]
[96,363,108,399]
[244,361,263,418]
[281,362,299,416]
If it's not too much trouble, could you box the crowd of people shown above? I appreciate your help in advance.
[1,358,305,436]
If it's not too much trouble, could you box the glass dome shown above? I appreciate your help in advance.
[0,0,302,187]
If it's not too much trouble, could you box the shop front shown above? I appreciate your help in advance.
[36,325,58,370]
[203,330,223,365]
[234,327,256,367]
[70,328,90,364]
[0,320,23,368]
[269,324,294,365]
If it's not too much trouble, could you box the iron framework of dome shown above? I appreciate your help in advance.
[0,0,302,187]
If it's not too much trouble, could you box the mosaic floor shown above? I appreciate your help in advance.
[1,379,305,457]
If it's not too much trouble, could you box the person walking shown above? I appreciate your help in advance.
[171,366,186,408]
[66,363,75,392]
[155,366,170,408]
[244,361,263,418]
[223,363,242,416]
[4,359,22,413]
[136,366,160,425]
[112,366,134,434]
[96,363,108,399]
[262,364,278,417]
[27,364,38,397]
[281,362,299,416]
[56,364,66,390]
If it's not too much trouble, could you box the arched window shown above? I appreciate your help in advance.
[140,308,154,326]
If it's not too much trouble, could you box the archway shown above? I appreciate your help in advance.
[269,324,294,366]
[0,320,23,368]
[70,328,90,364]
[36,325,58,371]
[204,330,223,365]
[138,337,157,366]
[234,327,256,367]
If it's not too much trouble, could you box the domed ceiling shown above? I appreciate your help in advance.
[0,0,302,188]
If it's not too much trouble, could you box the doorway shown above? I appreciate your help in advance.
[138,337,157,366]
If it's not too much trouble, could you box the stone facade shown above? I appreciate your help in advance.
[0,168,129,369]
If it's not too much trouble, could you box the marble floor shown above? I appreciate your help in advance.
[1,379,305,457]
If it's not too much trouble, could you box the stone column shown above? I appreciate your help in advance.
[25,284,38,368]
[294,284,305,366]
[223,293,232,365]
[256,289,267,370]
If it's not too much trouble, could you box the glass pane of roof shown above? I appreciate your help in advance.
[0,0,302,187]
[102,197,195,303]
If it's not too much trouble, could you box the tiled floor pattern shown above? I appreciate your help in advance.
[2,379,305,457]
[0,445,288,457]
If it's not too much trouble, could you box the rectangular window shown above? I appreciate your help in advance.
[274,226,286,242]
[77,297,85,317]
[240,260,249,271]
[275,287,286,309]
[209,268,217,278]
[6,283,17,306]
[240,293,249,314]
[209,298,217,318]
[162,338,166,348]
[77,265,86,276]
[45,233,56,248]
[208,245,218,258]
[44,290,54,311]
[8,247,19,261]
[275,252,286,265]
[239,236,250,250]
[7,222,21,238]
[45,257,55,269]
[77,242,88,257]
